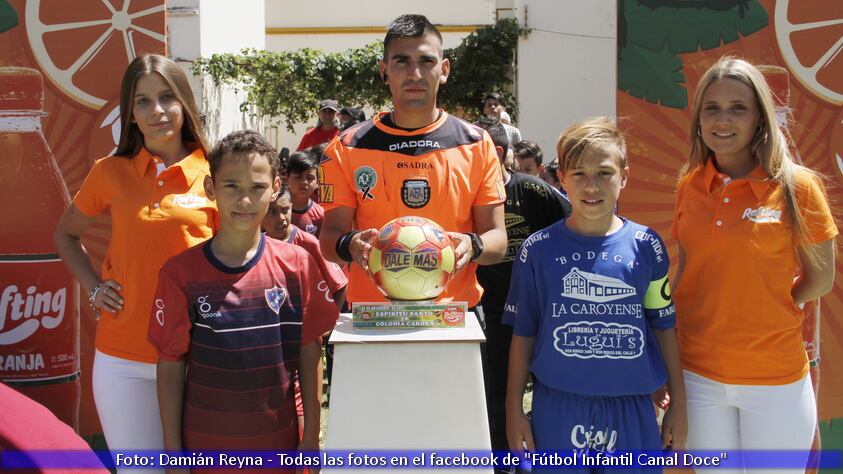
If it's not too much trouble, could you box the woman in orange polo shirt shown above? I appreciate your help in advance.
[54,54,215,463]
[672,56,836,472]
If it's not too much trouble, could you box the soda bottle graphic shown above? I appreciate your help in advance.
[0,67,80,430]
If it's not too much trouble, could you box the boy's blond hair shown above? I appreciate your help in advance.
[556,116,627,173]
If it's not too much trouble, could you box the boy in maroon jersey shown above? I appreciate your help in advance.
[264,185,347,307]
[149,130,337,466]
[287,151,325,238]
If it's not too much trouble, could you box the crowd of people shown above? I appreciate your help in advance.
[41,12,835,474]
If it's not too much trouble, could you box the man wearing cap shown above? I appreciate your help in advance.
[481,92,522,146]
[297,99,340,151]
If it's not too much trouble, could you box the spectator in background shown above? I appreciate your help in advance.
[339,106,367,131]
[512,140,544,177]
[539,160,566,195]
[277,147,290,185]
[287,150,324,238]
[263,185,347,308]
[296,99,340,151]
[338,108,353,128]
[482,92,521,145]
[305,143,328,203]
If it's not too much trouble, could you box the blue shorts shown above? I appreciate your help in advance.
[530,381,663,474]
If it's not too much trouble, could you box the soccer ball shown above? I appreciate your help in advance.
[368,216,456,301]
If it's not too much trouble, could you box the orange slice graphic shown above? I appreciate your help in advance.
[774,0,843,105]
[24,0,165,110]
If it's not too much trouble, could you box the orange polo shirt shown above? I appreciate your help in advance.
[74,147,216,363]
[672,159,837,385]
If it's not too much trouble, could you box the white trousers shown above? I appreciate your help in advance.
[92,350,164,474]
[684,370,816,474]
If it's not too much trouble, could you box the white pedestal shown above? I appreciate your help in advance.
[324,312,492,474]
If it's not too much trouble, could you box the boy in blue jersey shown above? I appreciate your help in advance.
[504,117,686,473]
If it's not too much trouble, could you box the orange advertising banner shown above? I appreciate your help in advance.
[0,0,165,443]
[616,0,841,425]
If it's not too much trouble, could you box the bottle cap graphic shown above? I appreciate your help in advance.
[0,67,44,110]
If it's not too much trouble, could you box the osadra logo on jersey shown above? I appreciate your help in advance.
[0,285,66,346]
[742,206,781,223]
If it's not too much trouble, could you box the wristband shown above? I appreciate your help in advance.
[466,232,484,261]
[336,230,360,263]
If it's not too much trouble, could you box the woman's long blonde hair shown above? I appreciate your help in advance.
[685,56,821,256]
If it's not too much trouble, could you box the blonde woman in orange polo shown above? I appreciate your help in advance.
[54,54,215,465]
[671,56,836,473]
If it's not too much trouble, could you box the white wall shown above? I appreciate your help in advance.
[167,0,201,60]
[200,2,265,56]
[515,0,616,161]
[496,0,516,19]
[167,0,266,144]
[266,0,494,27]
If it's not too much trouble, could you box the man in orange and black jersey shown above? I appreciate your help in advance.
[319,14,507,311]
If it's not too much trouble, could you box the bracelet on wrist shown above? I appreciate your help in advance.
[88,281,105,318]
[466,232,484,261]
[336,230,360,263]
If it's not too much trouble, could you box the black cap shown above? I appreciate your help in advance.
[319,99,339,111]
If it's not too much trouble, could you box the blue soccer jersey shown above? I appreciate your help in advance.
[503,218,675,396]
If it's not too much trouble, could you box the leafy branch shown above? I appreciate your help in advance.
[617,0,768,108]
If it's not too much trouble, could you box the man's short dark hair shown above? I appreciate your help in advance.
[384,14,443,58]
[513,140,543,167]
[479,119,511,155]
[347,107,366,122]
[286,150,320,175]
[339,107,367,131]
[208,129,278,179]
[277,147,290,175]
[483,92,504,105]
